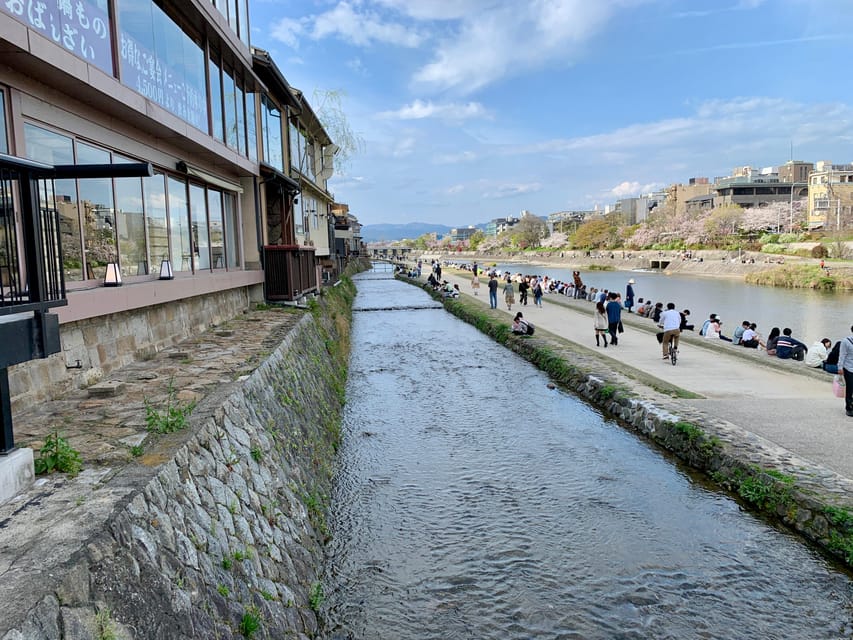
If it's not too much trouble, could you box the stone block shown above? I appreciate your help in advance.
[87,381,126,398]
[0,448,35,506]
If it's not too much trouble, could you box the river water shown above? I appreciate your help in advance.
[485,262,853,343]
[319,269,853,639]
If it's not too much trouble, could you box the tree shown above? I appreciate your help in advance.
[571,219,616,249]
[312,89,364,171]
[511,215,547,249]
[704,204,743,246]
[468,230,486,251]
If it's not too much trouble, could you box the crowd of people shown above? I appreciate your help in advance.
[422,259,843,374]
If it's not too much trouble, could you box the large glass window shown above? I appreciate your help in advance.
[167,176,191,272]
[0,90,7,153]
[223,193,239,268]
[246,91,257,162]
[118,0,208,130]
[223,68,238,150]
[262,97,283,171]
[189,184,210,270]
[23,124,83,282]
[144,173,169,269]
[1,0,113,74]
[289,122,303,172]
[208,190,225,269]
[236,83,246,156]
[77,143,116,281]
[114,155,148,277]
[209,56,224,142]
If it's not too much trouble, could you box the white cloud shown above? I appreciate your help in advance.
[609,181,660,198]
[311,2,423,47]
[378,99,487,120]
[412,0,650,94]
[446,184,466,194]
[270,17,306,48]
[434,151,477,164]
[346,57,369,75]
[483,182,543,199]
[391,137,418,157]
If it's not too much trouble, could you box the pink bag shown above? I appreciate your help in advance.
[833,375,845,398]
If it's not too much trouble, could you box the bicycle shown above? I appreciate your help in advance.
[667,336,678,366]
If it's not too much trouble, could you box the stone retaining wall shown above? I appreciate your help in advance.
[9,286,260,415]
[2,282,353,640]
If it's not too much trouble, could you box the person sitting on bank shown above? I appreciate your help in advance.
[699,313,718,336]
[765,327,781,356]
[704,318,733,342]
[741,323,765,349]
[732,320,750,345]
[680,309,694,331]
[824,340,841,373]
[805,338,833,370]
[775,327,808,361]
[651,302,664,324]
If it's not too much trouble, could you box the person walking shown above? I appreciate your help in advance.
[487,274,499,309]
[594,301,608,347]
[605,292,622,346]
[659,302,681,360]
[625,278,635,313]
[533,280,543,307]
[840,327,853,417]
[471,272,480,296]
[518,279,529,306]
[503,279,515,311]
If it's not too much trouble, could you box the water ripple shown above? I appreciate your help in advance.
[320,274,853,640]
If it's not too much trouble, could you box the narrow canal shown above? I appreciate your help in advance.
[319,269,853,639]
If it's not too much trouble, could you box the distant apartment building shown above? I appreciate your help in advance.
[779,160,814,184]
[485,217,519,236]
[666,179,713,216]
[615,197,655,225]
[808,161,853,231]
[547,210,592,233]
[449,226,478,242]
[713,173,804,210]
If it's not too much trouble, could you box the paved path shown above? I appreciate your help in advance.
[437,269,853,480]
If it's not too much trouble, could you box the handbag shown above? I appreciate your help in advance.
[833,374,846,398]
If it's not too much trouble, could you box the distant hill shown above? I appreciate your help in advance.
[361,222,454,243]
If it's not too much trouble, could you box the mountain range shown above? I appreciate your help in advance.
[360,222,454,243]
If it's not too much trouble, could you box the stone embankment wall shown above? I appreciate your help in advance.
[3,281,354,640]
[413,277,853,570]
[9,287,258,414]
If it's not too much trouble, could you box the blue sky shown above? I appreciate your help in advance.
[248,0,853,227]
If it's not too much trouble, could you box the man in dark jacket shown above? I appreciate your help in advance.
[605,292,623,346]
[775,327,808,361]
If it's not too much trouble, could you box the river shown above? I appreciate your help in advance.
[473,262,853,343]
[319,269,853,639]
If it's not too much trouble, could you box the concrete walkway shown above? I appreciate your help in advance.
[437,269,853,481]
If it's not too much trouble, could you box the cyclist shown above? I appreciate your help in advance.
[659,302,682,361]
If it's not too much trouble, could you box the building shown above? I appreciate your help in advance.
[808,161,853,231]
[449,226,478,242]
[713,175,804,210]
[485,217,519,236]
[779,160,814,184]
[0,1,353,422]
[615,197,655,225]
[666,179,713,216]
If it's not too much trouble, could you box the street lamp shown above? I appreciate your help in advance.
[789,182,807,232]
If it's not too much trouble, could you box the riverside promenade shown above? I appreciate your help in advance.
[433,267,853,486]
